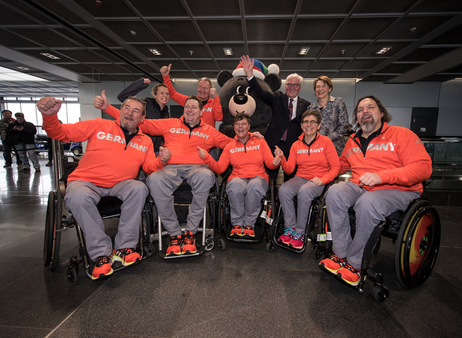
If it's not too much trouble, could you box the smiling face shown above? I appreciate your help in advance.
[234,115,251,142]
[285,76,301,99]
[119,99,145,134]
[153,84,169,108]
[301,113,321,139]
[2,110,12,121]
[197,80,211,101]
[183,98,202,126]
[356,98,383,138]
[315,80,332,100]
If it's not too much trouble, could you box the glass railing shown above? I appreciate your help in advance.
[422,137,462,191]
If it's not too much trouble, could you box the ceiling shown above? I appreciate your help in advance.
[0,0,462,98]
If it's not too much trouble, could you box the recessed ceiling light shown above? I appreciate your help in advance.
[17,66,29,70]
[223,48,233,56]
[298,47,310,55]
[376,47,392,55]
[40,52,60,60]
[130,30,137,36]
[149,48,161,56]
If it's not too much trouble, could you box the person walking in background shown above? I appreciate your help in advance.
[6,113,39,172]
[1,109,22,168]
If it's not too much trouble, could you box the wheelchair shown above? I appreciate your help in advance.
[319,185,441,302]
[43,140,156,284]
[151,179,217,259]
[216,170,275,251]
[268,183,330,254]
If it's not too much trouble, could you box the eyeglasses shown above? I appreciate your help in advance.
[286,83,300,88]
[301,120,319,125]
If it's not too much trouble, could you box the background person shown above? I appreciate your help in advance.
[198,113,282,238]
[0,109,22,168]
[6,113,39,172]
[308,76,349,156]
[319,95,432,287]
[37,95,170,280]
[275,110,340,249]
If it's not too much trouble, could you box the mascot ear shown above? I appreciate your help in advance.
[265,74,282,92]
[217,70,233,88]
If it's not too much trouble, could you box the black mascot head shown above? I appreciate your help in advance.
[217,59,281,138]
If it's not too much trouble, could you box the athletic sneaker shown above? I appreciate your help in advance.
[289,232,305,249]
[337,262,361,286]
[3,164,11,168]
[230,225,243,236]
[319,254,346,275]
[166,235,182,256]
[243,226,255,237]
[278,227,295,245]
[92,256,113,280]
[112,248,141,266]
[182,231,197,254]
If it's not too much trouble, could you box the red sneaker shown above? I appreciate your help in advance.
[278,227,295,245]
[166,235,182,256]
[319,254,346,275]
[337,262,361,286]
[182,231,197,254]
[230,225,243,236]
[243,226,255,237]
[92,256,113,280]
[112,248,141,266]
[288,232,305,249]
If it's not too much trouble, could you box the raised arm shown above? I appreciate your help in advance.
[118,78,150,102]
[161,64,187,106]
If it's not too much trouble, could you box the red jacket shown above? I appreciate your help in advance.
[281,133,340,184]
[163,74,223,127]
[105,105,230,165]
[42,114,166,188]
[202,133,278,182]
[341,122,432,193]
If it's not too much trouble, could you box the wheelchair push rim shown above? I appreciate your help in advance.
[395,200,441,288]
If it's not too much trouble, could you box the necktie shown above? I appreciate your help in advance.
[282,99,293,141]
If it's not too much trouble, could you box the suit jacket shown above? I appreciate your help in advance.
[248,76,310,157]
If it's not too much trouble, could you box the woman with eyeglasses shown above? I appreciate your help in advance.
[308,76,349,156]
[274,110,340,249]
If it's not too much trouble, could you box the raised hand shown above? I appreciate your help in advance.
[159,146,171,163]
[197,146,207,159]
[210,85,217,99]
[93,90,108,111]
[160,64,172,77]
[143,78,151,84]
[36,97,62,116]
[240,55,254,78]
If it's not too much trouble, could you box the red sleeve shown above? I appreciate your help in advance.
[143,149,169,175]
[319,139,340,184]
[281,143,297,174]
[262,140,278,170]
[163,75,187,106]
[104,104,120,120]
[211,96,223,122]
[43,114,93,143]
[202,149,230,174]
[210,128,232,149]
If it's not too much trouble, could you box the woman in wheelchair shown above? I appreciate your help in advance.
[275,110,340,249]
[198,113,282,238]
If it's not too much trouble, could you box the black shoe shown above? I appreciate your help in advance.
[45,162,52,167]
[3,164,12,168]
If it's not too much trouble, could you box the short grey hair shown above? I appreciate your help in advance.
[286,73,304,86]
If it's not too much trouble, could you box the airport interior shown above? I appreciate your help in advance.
[1,1,462,337]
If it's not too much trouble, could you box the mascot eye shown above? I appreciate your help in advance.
[236,86,242,94]
[245,87,251,95]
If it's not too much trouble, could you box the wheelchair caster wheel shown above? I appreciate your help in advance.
[218,238,226,251]
[67,266,78,285]
[266,242,276,253]
[372,285,389,302]
[205,239,215,251]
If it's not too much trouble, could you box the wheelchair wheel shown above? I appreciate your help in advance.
[218,188,230,236]
[395,200,441,288]
[50,188,64,270]
[43,191,56,266]
[372,285,389,302]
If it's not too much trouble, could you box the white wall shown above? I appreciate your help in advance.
[79,78,462,136]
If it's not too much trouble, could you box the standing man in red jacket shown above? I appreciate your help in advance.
[319,95,432,287]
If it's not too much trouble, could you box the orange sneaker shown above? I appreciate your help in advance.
[337,262,361,286]
[92,256,113,280]
[243,226,255,237]
[166,235,182,256]
[230,225,243,236]
[319,254,346,275]
[112,248,141,266]
[182,231,197,254]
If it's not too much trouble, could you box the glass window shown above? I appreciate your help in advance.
[67,103,80,124]
[21,103,38,125]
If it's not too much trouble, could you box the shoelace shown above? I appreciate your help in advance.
[95,256,111,266]
[169,237,181,246]
[117,248,134,256]
[283,228,295,236]
[330,254,346,265]
[344,263,360,274]
[183,233,195,244]
[292,232,304,241]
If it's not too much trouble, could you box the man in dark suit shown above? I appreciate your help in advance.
[240,55,310,180]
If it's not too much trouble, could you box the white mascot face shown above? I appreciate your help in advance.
[228,86,256,117]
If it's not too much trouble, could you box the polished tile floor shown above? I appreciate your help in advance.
[1,156,461,338]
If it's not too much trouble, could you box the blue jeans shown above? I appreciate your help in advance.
[13,143,39,169]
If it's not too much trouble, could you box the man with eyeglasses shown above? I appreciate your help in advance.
[240,55,311,180]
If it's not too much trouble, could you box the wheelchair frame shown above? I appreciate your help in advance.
[215,174,275,251]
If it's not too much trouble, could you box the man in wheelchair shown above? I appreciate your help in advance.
[319,95,432,286]
[37,96,171,280]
